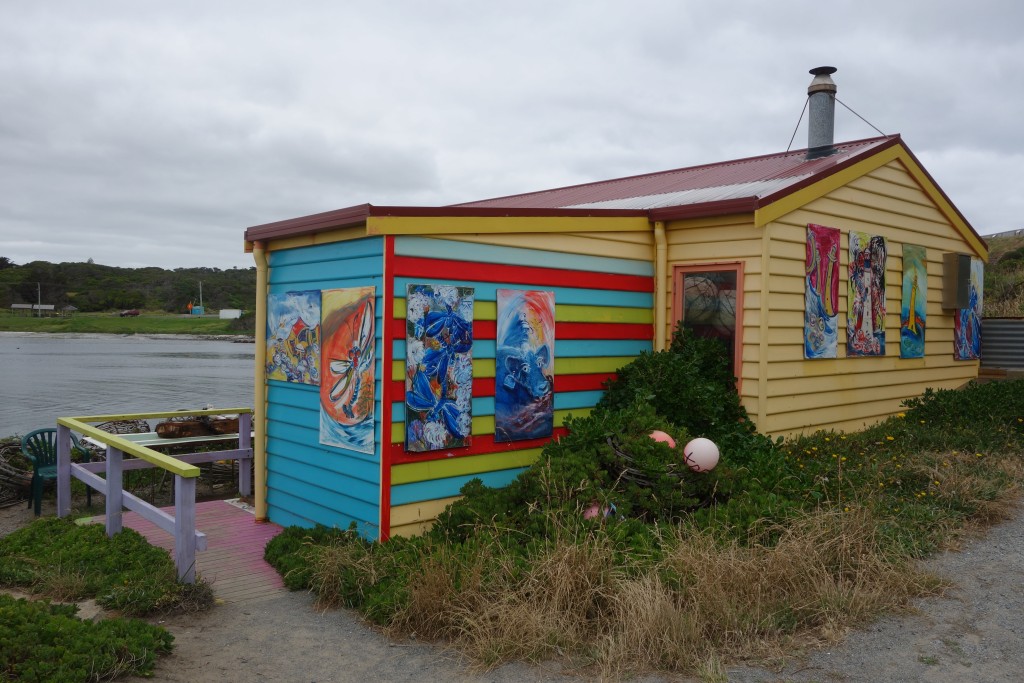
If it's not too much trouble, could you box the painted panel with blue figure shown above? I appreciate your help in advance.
[495,289,555,442]
[954,259,983,360]
[804,224,840,359]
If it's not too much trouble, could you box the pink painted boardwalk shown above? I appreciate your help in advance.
[107,500,287,604]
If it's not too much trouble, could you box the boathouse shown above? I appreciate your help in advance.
[243,68,987,538]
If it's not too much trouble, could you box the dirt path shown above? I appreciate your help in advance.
[4,500,1023,682]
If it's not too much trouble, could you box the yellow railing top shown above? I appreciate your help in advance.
[57,408,251,478]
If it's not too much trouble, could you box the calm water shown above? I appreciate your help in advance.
[0,333,255,437]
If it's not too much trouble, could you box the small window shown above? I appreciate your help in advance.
[672,263,743,383]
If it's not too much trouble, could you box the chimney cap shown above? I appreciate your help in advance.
[808,66,838,95]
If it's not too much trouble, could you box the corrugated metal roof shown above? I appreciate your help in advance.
[454,136,897,211]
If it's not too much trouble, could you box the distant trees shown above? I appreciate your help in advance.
[0,260,256,313]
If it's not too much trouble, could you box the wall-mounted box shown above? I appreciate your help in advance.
[942,252,971,310]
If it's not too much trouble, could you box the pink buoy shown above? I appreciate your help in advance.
[649,430,676,449]
[683,437,720,473]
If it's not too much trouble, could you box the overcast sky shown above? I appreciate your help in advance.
[1,1,1021,269]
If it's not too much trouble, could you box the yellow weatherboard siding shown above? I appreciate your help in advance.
[754,144,987,260]
[262,226,368,252]
[367,214,650,236]
[757,159,981,437]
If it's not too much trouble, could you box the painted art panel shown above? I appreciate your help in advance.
[405,284,475,452]
[900,245,927,359]
[319,287,376,453]
[804,224,840,359]
[266,290,321,385]
[847,231,887,357]
[954,259,984,360]
[495,289,555,442]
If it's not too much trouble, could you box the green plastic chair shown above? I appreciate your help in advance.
[21,429,91,516]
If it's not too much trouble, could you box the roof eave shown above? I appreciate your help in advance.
[244,203,372,242]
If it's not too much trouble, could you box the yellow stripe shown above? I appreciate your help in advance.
[389,496,461,526]
[557,304,652,323]
[390,407,591,443]
[754,145,987,261]
[391,448,543,484]
[263,226,368,252]
[368,215,650,236]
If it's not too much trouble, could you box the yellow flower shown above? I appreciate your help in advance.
[886,436,895,441]
[897,412,906,418]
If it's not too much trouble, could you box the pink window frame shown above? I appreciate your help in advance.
[671,262,745,392]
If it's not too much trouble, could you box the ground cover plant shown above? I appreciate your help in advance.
[265,327,1024,677]
[0,517,213,616]
[0,593,173,682]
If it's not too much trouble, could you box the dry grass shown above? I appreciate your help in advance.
[329,508,946,678]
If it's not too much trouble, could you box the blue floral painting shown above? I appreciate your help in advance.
[495,289,554,442]
[405,284,474,452]
[266,290,321,385]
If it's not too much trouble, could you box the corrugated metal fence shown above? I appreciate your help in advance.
[982,318,1024,371]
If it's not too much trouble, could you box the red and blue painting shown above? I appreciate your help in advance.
[494,289,555,442]
[405,284,475,452]
[319,286,376,453]
[954,259,983,360]
[804,224,840,359]
[847,231,887,357]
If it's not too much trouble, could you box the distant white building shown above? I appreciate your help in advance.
[219,309,243,319]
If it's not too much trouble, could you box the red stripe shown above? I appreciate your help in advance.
[390,429,568,465]
[379,235,395,541]
[391,319,648,341]
[558,322,651,339]
[393,255,653,292]
[390,372,612,400]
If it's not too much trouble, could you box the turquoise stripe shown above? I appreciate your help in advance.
[393,278,653,307]
[266,434,380,482]
[391,338,647,359]
[266,485,378,540]
[395,236,654,276]
[268,237,383,267]
[271,257,382,285]
[554,390,605,410]
[268,455,380,503]
[390,468,527,505]
[269,277,384,295]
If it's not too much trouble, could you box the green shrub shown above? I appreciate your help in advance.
[0,593,173,681]
[0,517,213,616]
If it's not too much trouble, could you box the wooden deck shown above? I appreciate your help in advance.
[98,500,287,604]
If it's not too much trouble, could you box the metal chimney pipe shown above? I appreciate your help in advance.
[807,66,837,157]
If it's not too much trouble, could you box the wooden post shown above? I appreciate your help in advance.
[238,412,252,498]
[105,446,123,536]
[174,475,198,583]
[56,425,72,517]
